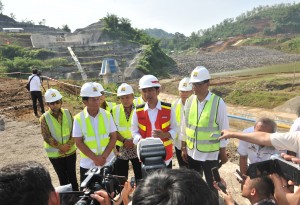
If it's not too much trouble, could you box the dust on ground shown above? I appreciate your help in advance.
[0,77,297,205]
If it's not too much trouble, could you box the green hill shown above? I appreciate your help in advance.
[159,3,300,53]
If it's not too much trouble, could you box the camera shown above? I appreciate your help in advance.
[137,138,167,178]
[73,157,125,205]
[247,154,300,185]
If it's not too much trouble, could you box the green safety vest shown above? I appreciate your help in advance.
[106,101,116,112]
[172,99,183,140]
[111,104,133,147]
[185,94,221,152]
[43,109,76,158]
[74,108,111,158]
[133,97,144,107]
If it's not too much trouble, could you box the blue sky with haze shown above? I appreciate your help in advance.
[2,0,300,36]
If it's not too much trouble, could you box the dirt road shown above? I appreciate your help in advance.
[0,78,296,205]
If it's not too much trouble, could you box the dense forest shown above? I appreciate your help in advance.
[144,3,300,51]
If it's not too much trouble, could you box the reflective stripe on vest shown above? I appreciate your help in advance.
[74,108,110,158]
[112,104,133,146]
[185,94,221,152]
[172,99,182,140]
[136,103,173,161]
[44,109,76,158]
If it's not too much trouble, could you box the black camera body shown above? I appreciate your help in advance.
[75,160,120,205]
[138,138,167,178]
[247,154,300,185]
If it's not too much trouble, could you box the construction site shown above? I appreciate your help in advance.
[1,10,300,205]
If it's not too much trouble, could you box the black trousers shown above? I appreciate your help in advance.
[114,157,142,180]
[187,156,219,202]
[175,147,188,168]
[30,91,45,115]
[49,152,78,191]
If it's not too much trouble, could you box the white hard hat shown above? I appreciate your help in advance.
[117,83,134,96]
[80,82,102,97]
[189,66,211,83]
[139,75,161,89]
[45,88,63,103]
[178,77,192,91]
[93,82,104,92]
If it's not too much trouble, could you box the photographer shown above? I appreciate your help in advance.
[132,168,218,205]
[0,161,58,205]
[214,176,275,205]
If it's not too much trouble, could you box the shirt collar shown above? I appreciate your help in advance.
[144,100,161,111]
[197,91,211,103]
[83,107,100,118]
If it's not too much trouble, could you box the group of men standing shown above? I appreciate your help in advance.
[37,65,230,200]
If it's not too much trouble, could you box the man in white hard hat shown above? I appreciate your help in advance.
[94,82,116,112]
[40,88,78,191]
[111,83,142,180]
[131,75,178,168]
[172,77,193,168]
[181,66,229,200]
[72,82,117,184]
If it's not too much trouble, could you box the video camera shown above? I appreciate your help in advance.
[59,157,126,205]
[137,138,167,178]
[247,154,300,185]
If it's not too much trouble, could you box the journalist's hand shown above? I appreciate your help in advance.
[218,130,233,140]
[122,181,135,205]
[213,180,234,205]
[91,189,112,205]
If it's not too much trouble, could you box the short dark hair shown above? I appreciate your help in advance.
[132,168,217,205]
[32,68,38,74]
[252,176,274,199]
[82,97,89,101]
[0,161,54,205]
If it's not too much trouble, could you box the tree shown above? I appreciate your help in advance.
[9,13,16,20]
[38,19,46,26]
[61,24,71,32]
[0,1,4,14]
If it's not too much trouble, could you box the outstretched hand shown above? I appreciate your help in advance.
[218,130,232,140]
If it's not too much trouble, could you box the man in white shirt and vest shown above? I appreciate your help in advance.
[181,66,229,201]
[172,77,193,168]
[111,83,142,180]
[131,75,178,168]
[72,82,117,184]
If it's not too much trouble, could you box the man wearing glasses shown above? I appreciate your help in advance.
[40,88,78,191]
[181,66,229,202]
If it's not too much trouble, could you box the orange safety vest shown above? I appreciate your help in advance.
[136,102,173,161]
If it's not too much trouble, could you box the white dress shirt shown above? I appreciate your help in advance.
[180,92,229,161]
[73,108,117,169]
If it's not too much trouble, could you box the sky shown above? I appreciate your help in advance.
[2,0,300,36]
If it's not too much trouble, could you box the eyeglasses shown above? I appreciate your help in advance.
[49,100,61,105]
